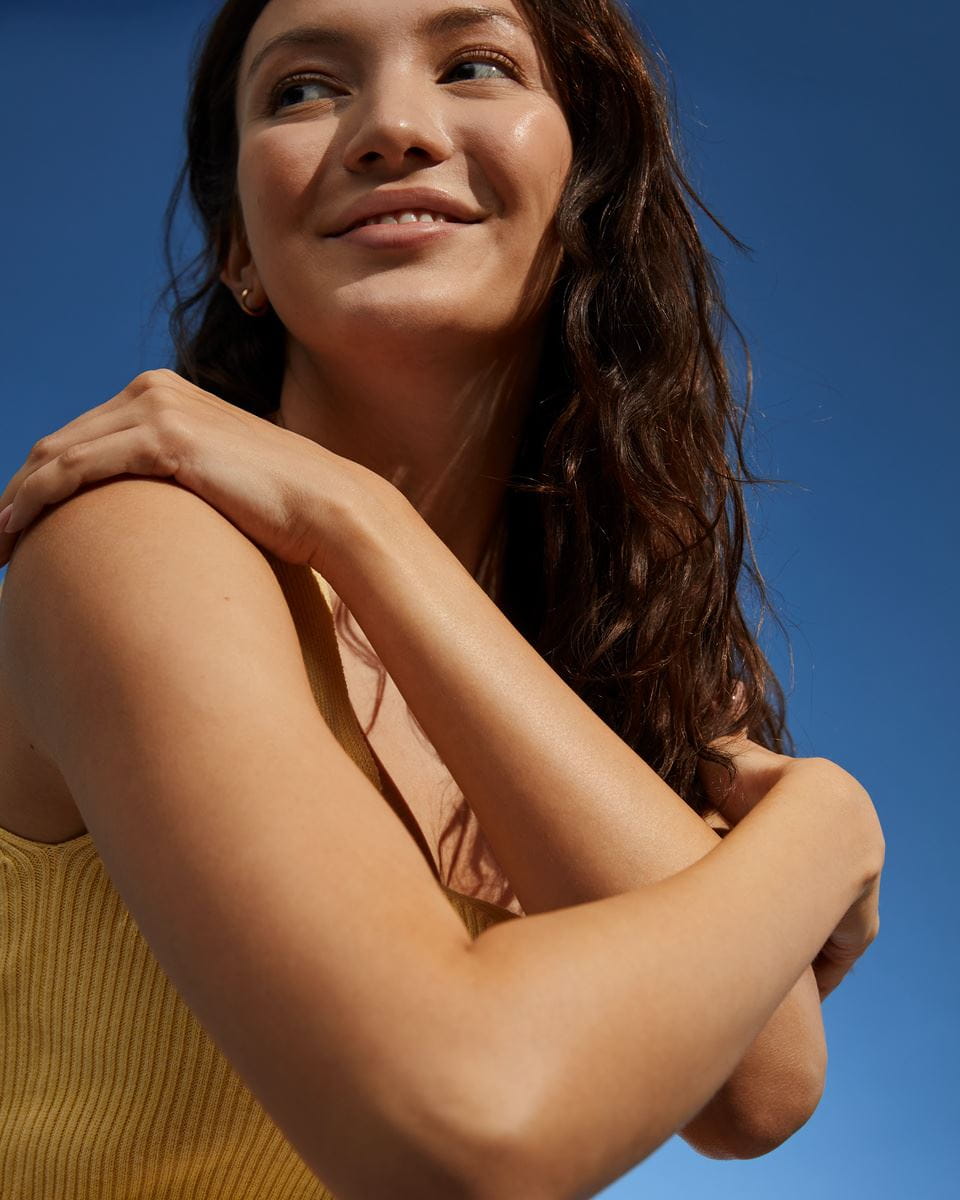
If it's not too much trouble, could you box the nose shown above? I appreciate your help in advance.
[339,68,455,174]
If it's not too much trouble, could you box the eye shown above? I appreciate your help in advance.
[265,48,522,114]
[269,74,339,113]
[444,48,520,83]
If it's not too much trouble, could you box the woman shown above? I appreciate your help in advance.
[0,0,884,1196]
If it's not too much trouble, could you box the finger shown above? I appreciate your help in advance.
[812,945,857,1002]
[696,750,741,818]
[702,808,732,837]
[0,373,202,561]
[0,397,137,517]
[812,926,876,1001]
[0,427,183,542]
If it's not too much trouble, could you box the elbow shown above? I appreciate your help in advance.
[775,1065,827,1150]
[410,1120,544,1200]
[748,1051,827,1158]
[731,1096,821,1161]
[393,1046,548,1200]
[688,1065,826,1161]
[346,1096,538,1200]
[445,1089,551,1200]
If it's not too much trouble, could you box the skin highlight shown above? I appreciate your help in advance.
[220,0,573,589]
[166,0,799,820]
[0,0,886,1181]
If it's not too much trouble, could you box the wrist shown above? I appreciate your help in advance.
[308,465,411,596]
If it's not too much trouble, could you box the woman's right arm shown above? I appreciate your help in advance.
[0,476,497,1198]
[0,476,881,1200]
[461,762,879,1195]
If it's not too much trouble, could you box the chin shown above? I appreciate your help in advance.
[303,287,508,347]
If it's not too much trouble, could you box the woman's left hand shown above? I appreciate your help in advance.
[698,732,797,836]
[697,684,798,836]
[0,369,372,572]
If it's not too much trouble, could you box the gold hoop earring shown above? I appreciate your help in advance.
[240,287,269,317]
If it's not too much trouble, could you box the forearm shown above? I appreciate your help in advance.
[319,485,826,1151]
[321,484,751,909]
[462,772,869,1192]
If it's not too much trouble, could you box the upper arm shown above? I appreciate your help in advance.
[0,476,490,1195]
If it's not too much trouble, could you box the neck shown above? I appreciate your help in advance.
[274,332,544,598]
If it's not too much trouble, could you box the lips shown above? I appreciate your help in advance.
[325,187,486,238]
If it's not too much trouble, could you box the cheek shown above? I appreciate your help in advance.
[473,106,572,227]
[236,131,323,248]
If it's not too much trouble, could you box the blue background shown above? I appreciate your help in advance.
[0,1,955,1195]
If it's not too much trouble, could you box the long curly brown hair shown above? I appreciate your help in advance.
[161,0,795,846]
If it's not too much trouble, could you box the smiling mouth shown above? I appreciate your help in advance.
[331,207,487,238]
[327,214,482,250]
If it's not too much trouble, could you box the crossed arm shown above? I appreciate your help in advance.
[318,479,827,1160]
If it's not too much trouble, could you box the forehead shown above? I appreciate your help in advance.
[241,0,537,71]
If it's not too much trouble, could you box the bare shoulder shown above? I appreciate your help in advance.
[3,473,275,653]
[0,476,296,838]
[0,475,306,780]
[0,476,495,1194]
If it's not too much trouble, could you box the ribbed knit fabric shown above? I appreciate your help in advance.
[0,556,518,1198]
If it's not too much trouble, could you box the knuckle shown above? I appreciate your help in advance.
[825,941,861,964]
[147,415,188,476]
[147,441,183,476]
[132,368,183,401]
[59,442,88,469]
[28,435,56,462]
[135,367,175,389]
[152,407,190,445]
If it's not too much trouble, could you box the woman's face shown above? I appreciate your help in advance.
[230,0,573,356]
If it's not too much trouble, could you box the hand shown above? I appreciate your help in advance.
[0,369,375,572]
[697,683,797,835]
[698,731,798,835]
[781,757,885,1002]
[698,687,885,1002]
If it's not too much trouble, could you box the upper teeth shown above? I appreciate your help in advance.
[359,210,450,228]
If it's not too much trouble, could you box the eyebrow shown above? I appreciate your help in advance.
[244,5,529,85]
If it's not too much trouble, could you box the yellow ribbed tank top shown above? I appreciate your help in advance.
[0,555,519,1198]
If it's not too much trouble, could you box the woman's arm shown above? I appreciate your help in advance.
[317,483,834,1157]
[2,479,514,1198]
[2,478,881,1198]
[459,766,875,1194]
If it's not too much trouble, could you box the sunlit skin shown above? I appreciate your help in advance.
[221,0,573,589]
[0,5,884,1179]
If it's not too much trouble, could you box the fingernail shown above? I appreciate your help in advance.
[0,504,12,534]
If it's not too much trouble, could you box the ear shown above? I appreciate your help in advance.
[219,208,266,312]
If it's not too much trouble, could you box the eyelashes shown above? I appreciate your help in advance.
[266,47,524,114]
[445,48,520,82]
[269,75,336,111]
